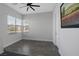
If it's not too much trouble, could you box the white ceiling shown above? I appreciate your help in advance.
[5,3,56,15]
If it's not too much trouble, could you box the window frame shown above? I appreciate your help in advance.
[7,15,22,34]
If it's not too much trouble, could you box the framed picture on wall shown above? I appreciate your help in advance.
[60,3,79,28]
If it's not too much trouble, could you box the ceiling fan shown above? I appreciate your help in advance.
[19,3,40,11]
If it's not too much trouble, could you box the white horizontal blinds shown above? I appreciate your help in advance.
[7,15,16,33]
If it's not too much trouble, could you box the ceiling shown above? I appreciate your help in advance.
[5,3,56,15]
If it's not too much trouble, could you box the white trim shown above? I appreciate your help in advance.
[22,38,52,42]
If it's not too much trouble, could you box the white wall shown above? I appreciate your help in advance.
[0,4,22,49]
[23,12,53,42]
[0,8,5,53]
[53,3,79,56]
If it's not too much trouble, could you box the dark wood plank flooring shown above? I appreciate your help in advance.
[2,39,60,56]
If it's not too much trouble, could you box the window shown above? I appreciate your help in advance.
[7,15,22,33]
[16,18,22,32]
[23,20,29,32]
[8,15,16,33]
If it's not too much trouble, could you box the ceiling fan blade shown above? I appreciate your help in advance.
[31,5,40,7]
[30,6,35,11]
[27,7,29,11]
[27,3,32,5]
[20,6,26,8]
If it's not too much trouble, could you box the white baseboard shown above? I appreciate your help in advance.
[22,38,52,42]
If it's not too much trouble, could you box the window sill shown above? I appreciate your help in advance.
[8,32,22,34]
[8,32,16,34]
